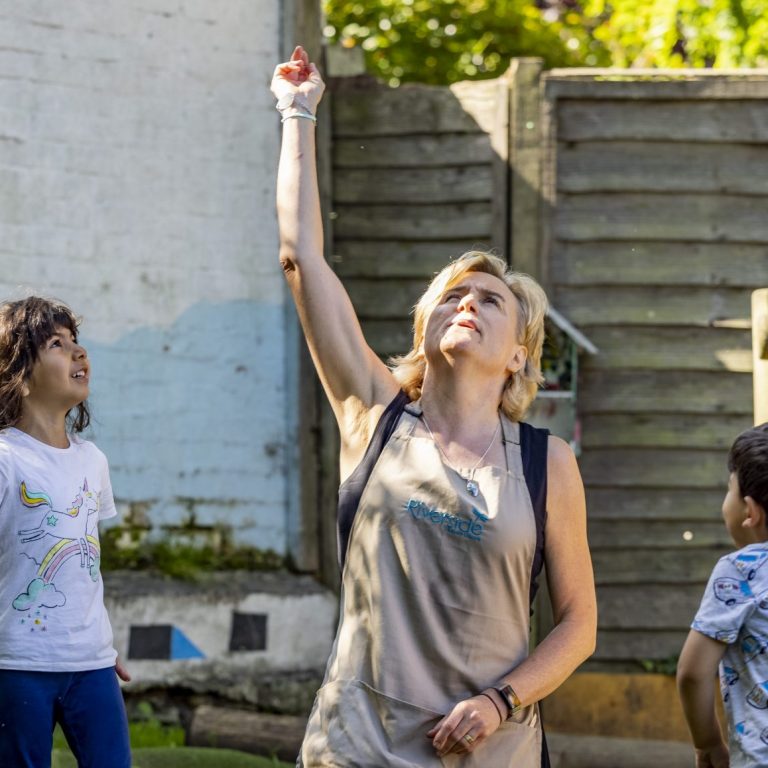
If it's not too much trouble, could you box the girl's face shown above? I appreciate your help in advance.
[25,325,90,413]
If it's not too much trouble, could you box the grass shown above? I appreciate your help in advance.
[51,722,293,768]
[52,747,292,767]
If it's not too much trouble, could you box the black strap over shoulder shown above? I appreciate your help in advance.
[518,421,550,768]
[336,390,410,571]
[519,421,549,611]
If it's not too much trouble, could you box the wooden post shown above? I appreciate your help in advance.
[507,58,544,278]
[490,75,510,257]
[281,0,323,60]
[753,289,768,425]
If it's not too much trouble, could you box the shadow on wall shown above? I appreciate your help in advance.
[81,299,289,551]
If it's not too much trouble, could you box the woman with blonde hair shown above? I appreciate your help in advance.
[273,46,596,768]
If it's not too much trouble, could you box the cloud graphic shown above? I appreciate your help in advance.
[13,578,66,610]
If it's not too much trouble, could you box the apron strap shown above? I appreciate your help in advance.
[518,420,550,768]
[519,421,549,611]
[336,390,410,571]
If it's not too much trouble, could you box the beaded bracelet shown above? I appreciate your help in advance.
[479,691,504,726]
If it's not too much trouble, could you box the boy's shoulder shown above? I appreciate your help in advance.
[723,543,768,583]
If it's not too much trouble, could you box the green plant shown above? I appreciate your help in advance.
[52,747,293,768]
[53,720,185,752]
[324,0,768,86]
[99,527,285,580]
[638,655,679,675]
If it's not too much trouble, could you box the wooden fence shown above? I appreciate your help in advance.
[319,65,768,670]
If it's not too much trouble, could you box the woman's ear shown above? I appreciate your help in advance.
[506,345,528,377]
[21,383,30,398]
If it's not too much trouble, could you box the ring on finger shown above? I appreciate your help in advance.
[463,733,475,745]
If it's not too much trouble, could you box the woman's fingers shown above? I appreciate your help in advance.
[428,696,502,756]
[307,62,325,87]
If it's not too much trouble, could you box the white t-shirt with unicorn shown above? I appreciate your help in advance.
[0,427,118,671]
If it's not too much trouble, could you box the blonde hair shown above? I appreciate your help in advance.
[390,251,548,421]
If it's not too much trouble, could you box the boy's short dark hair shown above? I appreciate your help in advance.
[728,423,768,512]
[0,296,90,432]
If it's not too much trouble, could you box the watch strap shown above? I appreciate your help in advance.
[495,684,522,719]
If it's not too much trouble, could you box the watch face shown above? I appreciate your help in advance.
[276,93,294,110]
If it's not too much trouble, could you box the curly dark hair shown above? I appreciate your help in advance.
[728,423,768,512]
[0,296,90,432]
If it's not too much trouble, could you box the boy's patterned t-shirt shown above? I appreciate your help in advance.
[693,542,768,766]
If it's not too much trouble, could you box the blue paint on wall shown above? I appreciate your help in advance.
[170,627,206,660]
[81,299,289,551]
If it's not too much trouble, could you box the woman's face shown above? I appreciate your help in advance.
[423,271,527,378]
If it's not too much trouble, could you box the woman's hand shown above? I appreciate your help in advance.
[426,694,502,757]
[271,45,325,115]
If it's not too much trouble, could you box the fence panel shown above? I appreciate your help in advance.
[327,66,768,670]
[542,71,768,667]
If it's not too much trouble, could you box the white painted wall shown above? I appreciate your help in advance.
[0,1,293,551]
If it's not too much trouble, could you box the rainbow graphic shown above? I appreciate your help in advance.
[37,535,100,583]
[20,482,52,509]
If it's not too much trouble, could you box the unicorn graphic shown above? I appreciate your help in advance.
[18,479,99,569]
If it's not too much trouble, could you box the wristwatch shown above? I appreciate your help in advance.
[276,92,314,117]
[495,684,522,719]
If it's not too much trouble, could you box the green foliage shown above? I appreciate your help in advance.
[584,0,768,68]
[638,655,679,675]
[53,719,184,753]
[53,716,292,767]
[323,0,768,85]
[100,527,284,580]
[127,750,291,768]
[323,0,597,84]
[52,748,291,768]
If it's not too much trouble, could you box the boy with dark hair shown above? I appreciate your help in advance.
[678,423,768,768]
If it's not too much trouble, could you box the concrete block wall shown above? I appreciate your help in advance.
[105,572,336,704]
[0,1,295,552]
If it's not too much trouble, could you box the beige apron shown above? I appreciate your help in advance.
[300,401,543,767]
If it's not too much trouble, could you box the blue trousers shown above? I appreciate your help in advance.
[0,667,131,768]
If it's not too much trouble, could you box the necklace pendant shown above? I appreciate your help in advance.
[466,479,479,497]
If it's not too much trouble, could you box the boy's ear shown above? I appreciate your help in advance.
[743,497,768,532]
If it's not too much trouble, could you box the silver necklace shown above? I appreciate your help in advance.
[420,413,500,497]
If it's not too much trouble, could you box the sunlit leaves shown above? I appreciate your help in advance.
[323,0,595,85]
[323,0,768,85]
[583,0,768,68]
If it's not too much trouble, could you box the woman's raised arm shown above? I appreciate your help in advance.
[273,47,399,471]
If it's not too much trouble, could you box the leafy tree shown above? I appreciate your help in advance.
[322,1,598,85]
[584,0,768,68]
[323,0,768,85]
